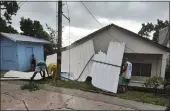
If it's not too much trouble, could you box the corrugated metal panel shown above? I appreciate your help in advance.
[90,42,125,93]
[1,32,50,44]
[46,40,95,80]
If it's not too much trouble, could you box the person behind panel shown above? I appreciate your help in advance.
[120,58,132,91]
[31,54,36,71]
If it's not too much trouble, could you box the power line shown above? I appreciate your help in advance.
[80,1,136,53]
[80,1,169,61]
[18,1,22,6]
[18,1,23,5]
[19,1,27,8]
[48,1,169,62]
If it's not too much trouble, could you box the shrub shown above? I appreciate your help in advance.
[143,76,166,95]
[20,82,40,92]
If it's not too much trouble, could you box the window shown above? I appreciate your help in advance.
[132,63,152,77]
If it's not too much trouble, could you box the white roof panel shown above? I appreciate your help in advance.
[90,42,125,93]
[1,32,50,44]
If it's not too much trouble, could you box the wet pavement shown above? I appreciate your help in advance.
[1,82,134,110]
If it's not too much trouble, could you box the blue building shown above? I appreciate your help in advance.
[0,32,50,71]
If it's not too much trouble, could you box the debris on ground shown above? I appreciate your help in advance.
[20,82,40,92]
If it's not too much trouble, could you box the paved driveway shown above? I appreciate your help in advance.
[1,82,133,110]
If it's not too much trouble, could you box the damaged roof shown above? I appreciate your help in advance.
[1,32,50,44]
[63,24,169,52]
[158,26,170,46]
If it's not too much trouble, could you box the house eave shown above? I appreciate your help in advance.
[0,33,17,42]
[62,24,170,52]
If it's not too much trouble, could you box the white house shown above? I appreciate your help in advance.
[47,24,169,87]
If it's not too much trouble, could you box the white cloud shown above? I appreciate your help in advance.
[62,26,97,46]
[9,1,169,46]
[98,18,142,33]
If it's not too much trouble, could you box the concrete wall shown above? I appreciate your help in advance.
[0,37,18,70]
[17,42,44,71]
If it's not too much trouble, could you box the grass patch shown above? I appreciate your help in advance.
[51,80,100,91]
[34,79,169,106]
[20,82,40,92]
[116,91,169,106]
[35,78,100,91]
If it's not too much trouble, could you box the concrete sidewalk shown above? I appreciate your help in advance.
[1,81,167,110]
[42,84,167,111]
[1,82,133,110]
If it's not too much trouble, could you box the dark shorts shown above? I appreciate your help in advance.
[122,78,130,85]
[35,66,46,72]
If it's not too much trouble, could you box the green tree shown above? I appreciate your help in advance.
[0,1,19,23]
[138,19,170,42]
[0,1,19,33]
[20,17,54,60]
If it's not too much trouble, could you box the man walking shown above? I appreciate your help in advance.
[30,61,49,81]
[120,58,132,91]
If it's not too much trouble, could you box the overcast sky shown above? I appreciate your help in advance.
[11,1,169,46]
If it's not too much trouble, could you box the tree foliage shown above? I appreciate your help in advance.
[0,17,18,33]
[0,1,19,33]
[0,1,19,23]
[138,19,170,42]
[20,17,48,39]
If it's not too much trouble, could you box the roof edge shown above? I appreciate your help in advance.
[110,24,170,52]
[62,23,169,52]
[1,32,51,44]
[1,32,17,42]
[62,24,113,51]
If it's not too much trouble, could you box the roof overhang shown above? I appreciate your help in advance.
[62,24,170,52]
[1,32,51,44]
[0,33,17,42]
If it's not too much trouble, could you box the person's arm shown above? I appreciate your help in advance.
[46,65,50,77]
[120,63,128,75]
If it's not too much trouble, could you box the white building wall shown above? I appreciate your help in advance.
[46,40,95,81]
[93,27,167,54]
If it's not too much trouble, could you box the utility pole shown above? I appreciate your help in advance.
[0,1,1,18]
[56,0,62,81]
